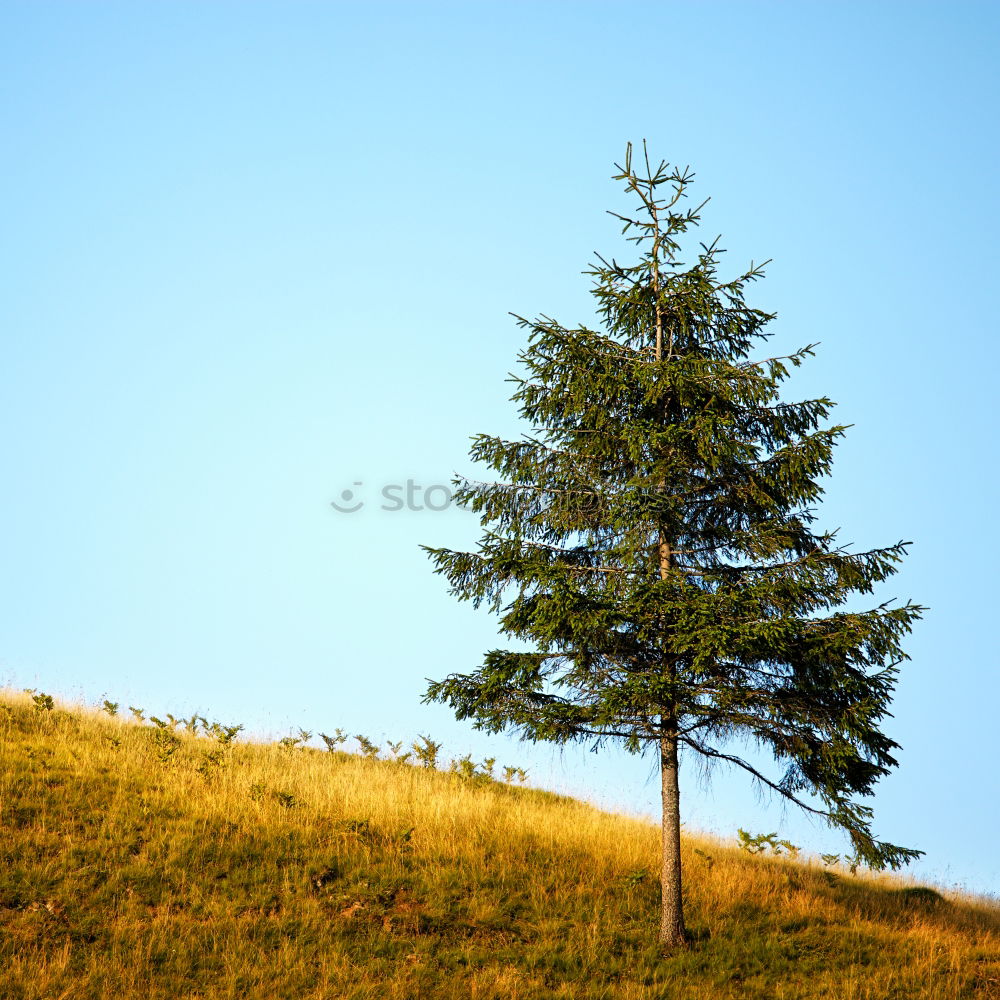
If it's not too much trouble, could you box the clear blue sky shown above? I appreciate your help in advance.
[2,2,997,894]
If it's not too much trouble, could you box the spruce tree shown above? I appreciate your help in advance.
[423,144,923,950]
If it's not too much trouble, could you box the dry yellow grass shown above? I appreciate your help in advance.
[2,689,998,998]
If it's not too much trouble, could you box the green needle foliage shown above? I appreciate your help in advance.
[424,143,924,950]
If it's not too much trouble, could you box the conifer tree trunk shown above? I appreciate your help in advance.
[659,726,687,949]
[652,224,686,949]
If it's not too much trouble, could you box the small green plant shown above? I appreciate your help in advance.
[276,729,312,751]
[820,853,842,886]
[449,754,495,784]
[273,790,300,809]
[101,700,119,717]
[129,706,145,722]
[737,829,772,855]
[248,782,268,801]
[205,721,242,745]
[104,734,123,750]
[151,727,181,764]
[385,741,412,764]
[449,753,477,780]
[355,734,380,759]
[31,692,54,713]
[693,848,715,869]
[196,748,225,778]
[319,729,348,752]
[503,766,529,784]
[411,735,441,769]
[737,829,800,857]
[623,868,649,887]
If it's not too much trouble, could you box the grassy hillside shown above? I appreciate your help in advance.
[1,691,998,999]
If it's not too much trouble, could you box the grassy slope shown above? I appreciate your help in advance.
[1,693,998,1000]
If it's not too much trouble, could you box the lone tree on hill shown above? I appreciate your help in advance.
[423,144,923,950]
